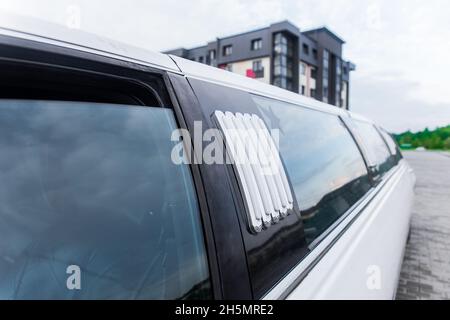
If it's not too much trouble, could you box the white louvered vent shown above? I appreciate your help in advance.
[214,111,294,233]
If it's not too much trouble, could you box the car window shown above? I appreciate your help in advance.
[379,129,397,156]
[252,96,371,244]
[352,120,393,176]
[0,100,211,300]
[379,128,403,165]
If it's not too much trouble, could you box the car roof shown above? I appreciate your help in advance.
[170,54,349,117]
[0,12,180,72]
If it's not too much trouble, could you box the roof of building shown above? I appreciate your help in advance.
[164,23,348,57]
[302,26,346,44]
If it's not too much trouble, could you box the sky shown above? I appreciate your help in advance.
[1,0,450,133]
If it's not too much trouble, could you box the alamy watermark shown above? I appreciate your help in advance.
[66,4,81,29]
[170,121,282,176]
[366,265,382,290]
[66,265,81,290]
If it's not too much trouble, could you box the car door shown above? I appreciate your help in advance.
[176,70,415,299]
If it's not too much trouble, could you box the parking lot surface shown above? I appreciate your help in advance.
[396,151,450,300]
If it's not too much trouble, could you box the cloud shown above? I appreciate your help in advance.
[352,74,450,133]
[0,0,449,132]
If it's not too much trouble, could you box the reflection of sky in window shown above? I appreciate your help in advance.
[254,96,367,210]
[0,100,209,299]
[353,121,391,167]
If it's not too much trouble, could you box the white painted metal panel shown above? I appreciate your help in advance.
[171,54,349,118]
[0,12,180,72]
[286,162,415,300]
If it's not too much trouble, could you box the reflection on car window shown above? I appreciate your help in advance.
[0,100,211,299]
[379,128,402,166]
[352,121,393,176]
[252,96,371,244]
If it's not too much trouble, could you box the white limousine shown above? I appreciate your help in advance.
[0,14,415,300]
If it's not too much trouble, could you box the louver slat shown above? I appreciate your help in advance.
[215,111,263,233]
[234,113,274,226]
[214,111,295,233]
[253,115,294,209]
[242,113,282,222]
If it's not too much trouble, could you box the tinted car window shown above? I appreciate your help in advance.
[0,100,211,299]
[252,96,371,244]
[379,128,402,166]
[352,120,392,176]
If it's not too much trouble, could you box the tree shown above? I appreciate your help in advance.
[394,125,450,150]
[444,137,450,150]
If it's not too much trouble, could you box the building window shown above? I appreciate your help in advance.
[302,43,309,55]
[273,32,294,91]
[335,58,342,106]
[208,49,216,62]
[300,63,306,75]
[250,60,264,78]
[311,67,317,79]
[251,38,263,51]
[312,48,318,60]
[223,45,232,56]
[301,85,306,95]
[253,60,263,71]
[323,49,330,101]
[219,64,233,72]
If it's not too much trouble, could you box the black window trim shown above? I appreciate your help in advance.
[251,38,262,51]
[164,73,223,299]
[0,35,174,107]
[222,45,232,57]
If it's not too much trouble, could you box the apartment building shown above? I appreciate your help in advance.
[164,21,355,109]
